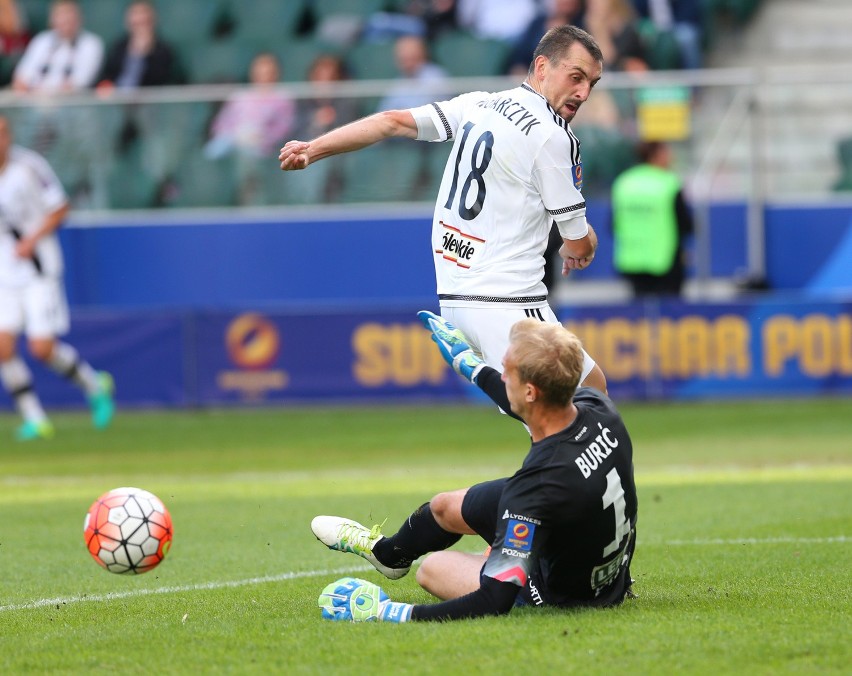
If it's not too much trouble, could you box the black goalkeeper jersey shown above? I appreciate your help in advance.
[410,386,637,621]
[482,387,637,605]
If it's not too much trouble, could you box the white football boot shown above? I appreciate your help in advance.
[311,516,410,580]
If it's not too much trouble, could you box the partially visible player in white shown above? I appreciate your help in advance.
[0,114,114,441]
[280,25,607,393]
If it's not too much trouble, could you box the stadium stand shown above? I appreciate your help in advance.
[79,0,128,46]
[4,0,772,209]
[154,0,224,47]
[432,30,512,77]
[228,0,309,51]
[833,137,852,192]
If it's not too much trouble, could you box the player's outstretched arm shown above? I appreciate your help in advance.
[279,109,418,171]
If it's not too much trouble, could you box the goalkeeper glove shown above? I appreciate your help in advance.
[417,310,485,384]
[318,577,413,623]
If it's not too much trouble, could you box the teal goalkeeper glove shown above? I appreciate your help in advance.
[417,311,485,384]
[318,577,413,623]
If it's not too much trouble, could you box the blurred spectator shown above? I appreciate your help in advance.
[96,1,184,91]
[631,0,703,69]
[296,54,359,140]
[11,0,103,92]
[290,54,360,203]
[363,0,458,43]
[506,0,587,75]
[585,0,648,71]
[205,52,296,205]
[376,35,448,112]
[456,0,538,42]
[405,0,458,41]
[611,141,694,297]
[0,0,28,74]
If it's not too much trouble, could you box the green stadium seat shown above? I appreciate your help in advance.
[573,125,637,196]
[275,37,340,82]
[106,146,160,209]
[432,31,512,77]
[79,0,130,46]
[339,143,426,203]
[155,0,224,46]
[18,0,49,34]
[832,137,852,192]
[271,157,340,206]
[311,0,387,22]
[636,20,682,70]
[168,150,237,208]
[185,39,253,84]
[346,40,399,80]
[229,0,308,48]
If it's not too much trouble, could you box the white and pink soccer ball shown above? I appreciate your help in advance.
[83,487,173,574]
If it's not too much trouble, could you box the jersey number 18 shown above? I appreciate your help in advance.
[444,121,494,221]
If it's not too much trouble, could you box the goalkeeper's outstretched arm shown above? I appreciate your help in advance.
[474,366,525,424]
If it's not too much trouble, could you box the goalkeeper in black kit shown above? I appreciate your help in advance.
[312,313,637,622]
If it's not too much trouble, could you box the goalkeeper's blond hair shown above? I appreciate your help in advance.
[508,320,584,407]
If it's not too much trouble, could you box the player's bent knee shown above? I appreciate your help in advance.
[27,339,55,363]
[429,489,471,534]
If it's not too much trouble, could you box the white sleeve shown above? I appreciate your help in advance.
[532,131,588,240]
[411,104,443,141]
[411,91,491,142]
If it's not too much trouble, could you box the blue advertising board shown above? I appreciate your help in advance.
[5,298,848,414]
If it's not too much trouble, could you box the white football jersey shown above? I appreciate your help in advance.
[412,83,589,306]
[0,145,68,286]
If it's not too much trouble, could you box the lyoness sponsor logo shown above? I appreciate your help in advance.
[502,510,541,525]
[436,221,484,268]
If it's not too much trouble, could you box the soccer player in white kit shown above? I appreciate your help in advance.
[280,25,607,392]
[0,115,114,441]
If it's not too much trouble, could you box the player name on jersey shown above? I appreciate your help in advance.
[476,96,541,135]
[574,422,621,479]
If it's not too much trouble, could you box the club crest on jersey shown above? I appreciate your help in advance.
[504,519,535,551]
[572,163,583,191]
[436,221,485,269]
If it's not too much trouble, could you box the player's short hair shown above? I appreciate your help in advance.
[509,319,584,407]
[532,25,603,71]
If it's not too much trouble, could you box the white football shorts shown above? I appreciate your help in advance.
[439,303,596,383]
[0,277,70,338]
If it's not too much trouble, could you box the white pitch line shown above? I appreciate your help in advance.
[2,536,848,613]
[0,563,370,614]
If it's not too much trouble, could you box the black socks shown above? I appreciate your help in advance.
[373,502,462,568]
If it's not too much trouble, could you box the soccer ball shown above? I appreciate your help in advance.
[83,487,173,574]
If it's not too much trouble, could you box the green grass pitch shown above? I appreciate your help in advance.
[1,398,850,674]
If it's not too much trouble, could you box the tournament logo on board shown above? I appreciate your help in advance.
[218,312,288,399]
